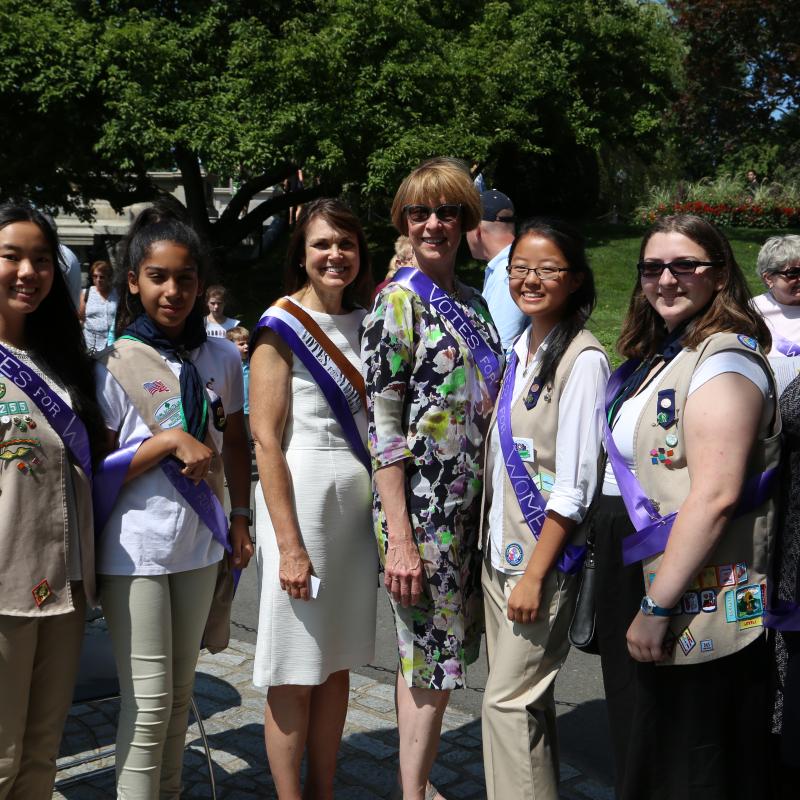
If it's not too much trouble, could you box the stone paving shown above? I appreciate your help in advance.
[55,638,614,799]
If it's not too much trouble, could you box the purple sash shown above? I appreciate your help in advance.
[771,332,800,358]
[392,267,501,401]
[93,441,231,557]
[0,342,92,481]
[254,305,371,472]
[605,360,776,565]
[496,351,585,575]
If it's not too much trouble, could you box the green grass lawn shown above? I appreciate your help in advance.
[229,221,797,366]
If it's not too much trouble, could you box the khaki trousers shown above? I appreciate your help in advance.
[99,564,217,800]
[0,588,86,800]
[481,559,576,800]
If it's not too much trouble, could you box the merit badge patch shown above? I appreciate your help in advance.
[700,638,714,652]
[0,382,5,400]
[699,566,718,589]
[513,437,534,462]
[505,542,524,567]
[32,578,52,607]
[734,562,748,584]
[678,627,696,656]
[735,584,763,621]
[700,589,717,612]
[155,396,183,430]
[737,334,758,350]
[717,564,735,587]
[724,590,737,622]
[682,591,700,615]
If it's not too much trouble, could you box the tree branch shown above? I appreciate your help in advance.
[218,162,297,224]
[173,144,211,237]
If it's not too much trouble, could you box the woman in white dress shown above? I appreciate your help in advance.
[250,198,377,799]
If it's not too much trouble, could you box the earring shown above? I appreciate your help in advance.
[300,263,306,270]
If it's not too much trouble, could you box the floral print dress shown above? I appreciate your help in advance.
[362,279,502,689]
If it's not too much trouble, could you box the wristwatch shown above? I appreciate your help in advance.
[229,507,253,526]
[640,595,671,617]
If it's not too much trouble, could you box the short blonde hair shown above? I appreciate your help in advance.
[390,157,481,234]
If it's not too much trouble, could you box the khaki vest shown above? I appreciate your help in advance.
[480,329,607,571]
[0,368,94,615]
[99,338,225,501]
[633,332,781,666]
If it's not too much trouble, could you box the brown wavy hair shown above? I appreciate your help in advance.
[617,215,770,359]
[284,198,373,309]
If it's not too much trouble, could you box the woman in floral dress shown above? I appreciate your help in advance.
[362,157,502,800]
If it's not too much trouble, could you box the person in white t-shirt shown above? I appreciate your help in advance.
[204,283,240,337]
[94,205,253,799]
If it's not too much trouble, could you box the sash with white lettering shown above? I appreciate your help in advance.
[771,332,800,357]
[392,267,501,401]
[604,360,776,566]
[254,297,370,472]
[0,341,92,481]
[497,351,585,575]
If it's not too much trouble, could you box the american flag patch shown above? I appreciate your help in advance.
[143,380,170,395]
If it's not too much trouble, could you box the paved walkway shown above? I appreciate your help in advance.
[55,638,614,799]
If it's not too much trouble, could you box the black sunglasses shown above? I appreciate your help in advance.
[637,259,720,279]
[770,267,800,281]
[403,203,462,224]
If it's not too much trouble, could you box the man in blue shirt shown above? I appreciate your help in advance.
[467,190,528,349]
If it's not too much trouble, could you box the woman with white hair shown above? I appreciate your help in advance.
[752,235,800,388]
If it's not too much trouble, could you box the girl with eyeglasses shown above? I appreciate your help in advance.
[361,157,502,800]
[479,218,609,800]
[596,214,779,798]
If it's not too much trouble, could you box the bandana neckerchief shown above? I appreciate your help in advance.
[122,309,209,441]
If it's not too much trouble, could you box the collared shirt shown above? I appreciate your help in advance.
[481,244,529,350]
[487,328,609,574]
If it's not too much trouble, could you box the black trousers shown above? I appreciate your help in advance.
[593,494,771,800]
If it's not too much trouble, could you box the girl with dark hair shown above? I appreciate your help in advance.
[0,202,102,796]
[596,215,779,798]
[94,205,254,798]
[250,198,376,797]
[479,218,609,799]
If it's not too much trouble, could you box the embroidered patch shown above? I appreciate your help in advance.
[0,400,30,416]
[737,334,758,350]
[678,627,696,656]
[513,437,534,462]
[682,591,700,614]
[154,396,182,430]
[739,617,763,631]
[734,562,748,584]
[735,584,763,620]
[532,473,555,493]
[32,578,52,607]
[699,566,718,589]
[700,638,714,652]
[143,379,171,395]
[505,542,524,567]
[724,590,737,622]
[700,589,717,612]
[0,383,5,399]
[717,564,735,586]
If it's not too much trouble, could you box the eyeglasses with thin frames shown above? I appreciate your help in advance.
[637,259,720,279]
[403,203,462,224]
[506,264,572,281]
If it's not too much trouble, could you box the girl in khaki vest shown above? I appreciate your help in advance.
[479,218,609,800]
[0,203,104,798]
[94,205,254,799]
[596,214,779,799]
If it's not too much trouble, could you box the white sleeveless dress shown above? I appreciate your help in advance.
[253,305,377,686]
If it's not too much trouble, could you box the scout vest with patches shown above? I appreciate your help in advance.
[0,365,94,615]
[631,332,780,666]
[99,338,225,502]
[480,329,607,572]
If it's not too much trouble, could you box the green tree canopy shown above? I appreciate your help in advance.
[0,0,682,263]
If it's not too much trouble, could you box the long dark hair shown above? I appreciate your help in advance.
[0,202,104,463]
[509,217,597,390]
[284,198,373,309]
[617,215,770,358]
[114,198,211,336]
